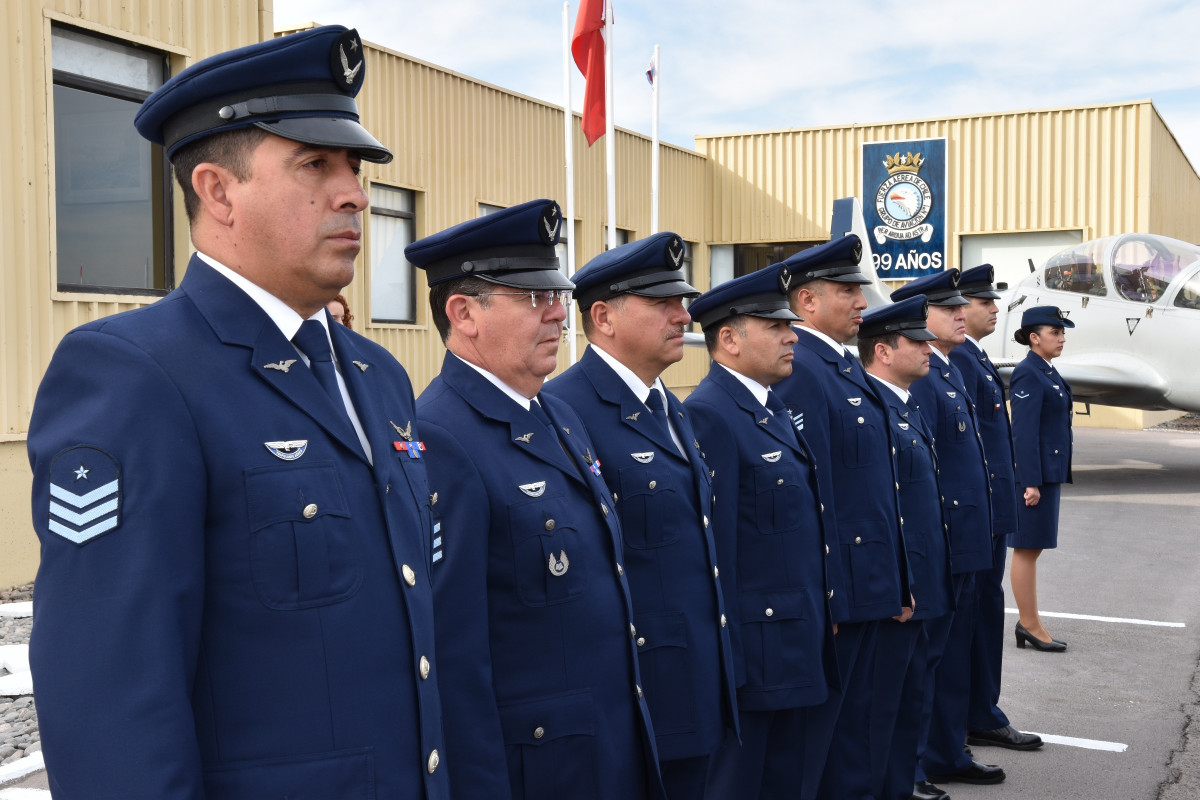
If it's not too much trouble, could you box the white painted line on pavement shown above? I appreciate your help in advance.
[0,752,45,788]
[0,789,51,799]
[1027,732,1129,752]
[1004,608,1185,628]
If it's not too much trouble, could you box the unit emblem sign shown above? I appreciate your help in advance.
[862,138,947,279]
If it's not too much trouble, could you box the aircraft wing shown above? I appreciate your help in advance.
[996,354,1173,410]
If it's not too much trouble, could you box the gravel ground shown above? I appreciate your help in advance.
[1153,412,1200,431]
[0,583,38,769]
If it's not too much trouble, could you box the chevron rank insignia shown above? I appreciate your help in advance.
[630,452,655,463]
[47,446,121,545]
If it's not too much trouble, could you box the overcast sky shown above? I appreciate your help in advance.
[275,0,1200,168]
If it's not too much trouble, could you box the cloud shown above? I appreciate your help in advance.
[274,0,1200,165]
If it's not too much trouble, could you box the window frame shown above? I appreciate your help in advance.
[366,182,419,326]
[50,23,173,297]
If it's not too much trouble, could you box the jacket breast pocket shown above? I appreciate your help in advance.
[617,465,681,549]
[508,495,588,608]
[895,435,931,484]
[939,402,973,443]
[752,464,808,534]
[838,408,880,469]
[500,690,599,799]
[244,462,360,611]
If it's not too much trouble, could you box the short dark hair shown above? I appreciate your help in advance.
[580,294,626,339]
[428,277,495,343]
[171,127,270,224]
[703,314,747,353]
[856,332,901,367]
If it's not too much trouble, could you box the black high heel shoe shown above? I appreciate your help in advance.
[1015,621,1067,652]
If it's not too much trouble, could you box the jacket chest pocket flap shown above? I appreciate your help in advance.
[508,494,588,607]
[245,462,359,610]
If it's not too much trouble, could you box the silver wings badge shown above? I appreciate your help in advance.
[264,359,297,373]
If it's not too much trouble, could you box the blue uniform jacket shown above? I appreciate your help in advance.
[909,355,994,574]
[951,339,1020,537]
[416,354,663,800]
[774,331,910,623]
[543,347,738,761]
[684,363,838,711]
[1010,352,1074,487]
[873,379,954,621]
[27,256,447,800]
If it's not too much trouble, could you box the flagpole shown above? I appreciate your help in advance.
[603,0,616,251]
[562,1,578,364]
[650,44,660,235]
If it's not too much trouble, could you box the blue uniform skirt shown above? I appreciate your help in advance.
[1009,483,1061,550]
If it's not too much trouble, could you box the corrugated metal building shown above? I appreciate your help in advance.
[3,2,1198,585]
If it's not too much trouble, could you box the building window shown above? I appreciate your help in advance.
[710,245,734,288]
[604,227,632,250]
[369,184,417,324]
[51,25,170,294]
[478,203,504,216]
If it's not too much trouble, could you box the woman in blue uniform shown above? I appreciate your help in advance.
[1009,306,1075,653]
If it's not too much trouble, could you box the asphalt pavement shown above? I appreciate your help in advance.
[950,425,1200,800]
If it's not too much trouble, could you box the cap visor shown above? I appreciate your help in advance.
[963,288,1002,299]
[747,308,803,322]
[900,328,938,341]
[825,272,873,285]
[630,279,701,299]
[258,117,393,163]
[931,295,970,306]
[482,269,576,292]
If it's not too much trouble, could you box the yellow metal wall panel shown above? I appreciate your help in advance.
[1147,107,1200,243]
[697,102,1162,270]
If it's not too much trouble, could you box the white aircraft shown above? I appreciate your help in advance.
[991,233,1200,413]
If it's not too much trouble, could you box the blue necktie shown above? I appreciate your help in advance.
[645,389,672,438]
[765,390,789,419]
[293,320,345,413]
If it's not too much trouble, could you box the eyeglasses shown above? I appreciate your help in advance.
[463,290,572,308]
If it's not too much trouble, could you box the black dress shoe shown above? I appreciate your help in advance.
[968,724,1044,750]
[927,760,1006,785]
[1015,621,1067,652]
[912,780,950,800]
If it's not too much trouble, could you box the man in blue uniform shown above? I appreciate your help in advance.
[891,271,1004,788]
[951,265,1044,753]
[28,27,448,799]
[858,297,955,800]
[407,201,663,800]
[543,233,737,799]
[775,235,911,800]
[683,266,837,800]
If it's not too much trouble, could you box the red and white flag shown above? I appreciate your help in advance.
[571,0,609,146]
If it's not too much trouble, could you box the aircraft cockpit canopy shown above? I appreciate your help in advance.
[1043,234,1200,309]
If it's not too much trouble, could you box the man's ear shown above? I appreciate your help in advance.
[190,163,239,227]
[444,294,481,340]
[588,301,616,339]
[717,324,741,358]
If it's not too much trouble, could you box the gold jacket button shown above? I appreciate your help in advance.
[703,515,710,528]
[777,478,784,485]
[953,500,959,506]
[827,589,834,599]
[854,536,862,544]
[419,655,431,680]
[825,544,830,555]
[894,482,900,491]
[544,519,556,531]
[613,492,619,502]
[857,416,865,424]
[630,623,637,638]
[648,480,657,490]
[302,503,318,519]
[533,726,545,739]
[402,564,417,587]
[602,504,610,517]
[637,637,646,646]
[720,613,727,627]
[635,685,643,700]
[427,750,440,774]
[616,563,624,577]
[713,566,720,578]
[820,503,825,513]
[899,517,905,525]
[765,607,774,617]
